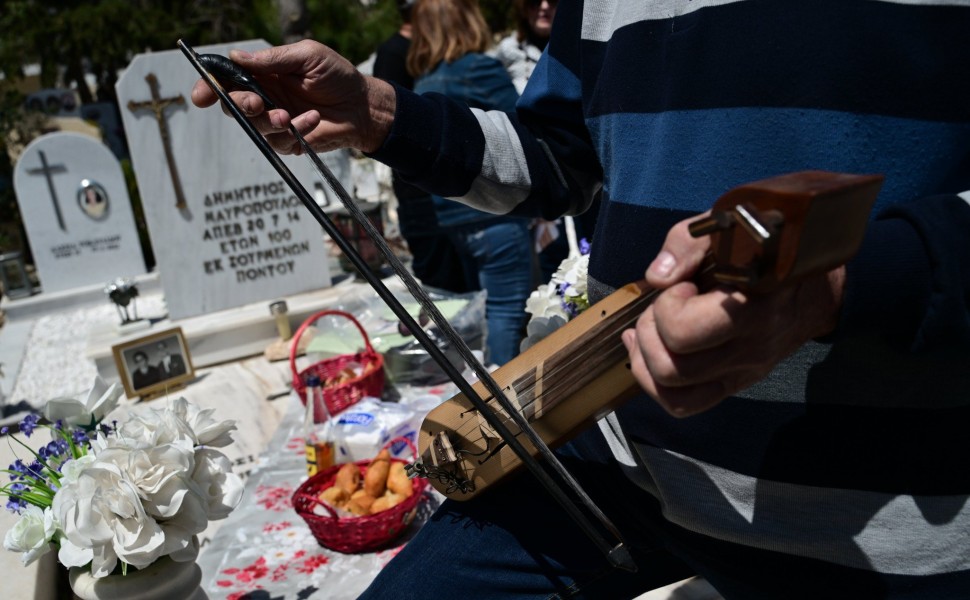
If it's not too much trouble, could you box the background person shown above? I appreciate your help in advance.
[493,0,557,95]
[372,0,472,294]
[404,0,536,366]
[192,1,970,595]
[494,0,597,283]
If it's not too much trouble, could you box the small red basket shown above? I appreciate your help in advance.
[292,437,429,553]
[289,309,385,415]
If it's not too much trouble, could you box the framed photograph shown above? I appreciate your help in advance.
[112,327,194,399]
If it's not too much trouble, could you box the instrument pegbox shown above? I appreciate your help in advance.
[687,171,884,294]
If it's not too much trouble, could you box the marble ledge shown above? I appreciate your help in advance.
[84,277,371,385]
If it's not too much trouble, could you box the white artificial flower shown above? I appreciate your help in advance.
[52,452,168,576]
[44,376,122,427]
[524,284,570,320]
[169,397,237,448]
[551,253,589,298]
[3,505,56,566]
[117,405,195,449]
[190,448,244,520]
[59,454,97,485]
[13,397,242,578]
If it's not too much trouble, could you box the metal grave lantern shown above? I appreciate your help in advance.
[104,277,141,325]
[0,252,35,299]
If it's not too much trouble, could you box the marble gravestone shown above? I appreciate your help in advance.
[116,40,353,320]
[12,132,146,293]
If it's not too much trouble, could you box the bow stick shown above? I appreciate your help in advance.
[177,40,636,571]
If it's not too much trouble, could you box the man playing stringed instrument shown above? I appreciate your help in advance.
[191,1,970,597]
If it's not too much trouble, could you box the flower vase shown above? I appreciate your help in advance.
[68,555,208,600]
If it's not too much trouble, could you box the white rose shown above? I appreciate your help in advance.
[552,254,589,297]
[190,448,243,520]
[52,454,167,577]
[3,505,56,566]
[44,376,122,427]
[525,285,569,320]
[169,397,237,448]
[118,406,194,449]
[59,454,97,485]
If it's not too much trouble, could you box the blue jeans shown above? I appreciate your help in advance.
[448,218,534,366]
[357,428,695,599]
[358,422,932,599]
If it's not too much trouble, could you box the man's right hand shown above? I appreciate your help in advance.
[190,40,397,155]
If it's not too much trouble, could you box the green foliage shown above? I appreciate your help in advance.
[479,0,517,37]
[305,0,398,65]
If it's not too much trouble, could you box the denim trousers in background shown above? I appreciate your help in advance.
[447,218,534,366]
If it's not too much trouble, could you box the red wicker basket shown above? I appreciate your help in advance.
[289,309,385,416]
[292,437,429,553]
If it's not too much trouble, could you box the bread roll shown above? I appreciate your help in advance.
[318,485,349,509]
[364,450,391,497]
[334,462,361,495]
[386,461,412,497]
[371,492,405,514]
[346,489,377,516]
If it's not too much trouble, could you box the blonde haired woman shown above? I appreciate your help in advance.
[407,0,534,366]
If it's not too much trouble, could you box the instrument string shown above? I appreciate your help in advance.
[444,258,720,470]
[448,287,659,455]
[414,298,649,491]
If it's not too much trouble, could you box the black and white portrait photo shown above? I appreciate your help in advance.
[113,328,194,398]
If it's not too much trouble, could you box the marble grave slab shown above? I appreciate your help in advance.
[116,39,353,320]
[11,132,146,293]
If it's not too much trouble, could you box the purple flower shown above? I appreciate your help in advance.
[9,459,28,480]
[26,461,43,479]
[72,430,88,444]
[5,498,25,514]
[44,440,67,459]
[18,414,39,438]
[579,238,591,255]
[1,426,8,435]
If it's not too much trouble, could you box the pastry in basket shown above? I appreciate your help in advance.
[315,448,416,517]
[325,365,363,388]
[346,489,378,515]
[371,492,405,513]
[386,462,412,498]
[363,449,391,497]
[318,485,349,509]
[334,462,361,495]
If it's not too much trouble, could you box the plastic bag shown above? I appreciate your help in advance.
[377,288,487,387]
[331,397,421,462]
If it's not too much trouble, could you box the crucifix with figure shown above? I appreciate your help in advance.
[127,73,188,210]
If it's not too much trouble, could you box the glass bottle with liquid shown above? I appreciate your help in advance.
[303,375,335,476]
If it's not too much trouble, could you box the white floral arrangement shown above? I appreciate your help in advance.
[1,377,243,578]
[520,239,591,351]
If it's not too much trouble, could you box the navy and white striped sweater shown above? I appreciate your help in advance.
[372,0,970,587]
